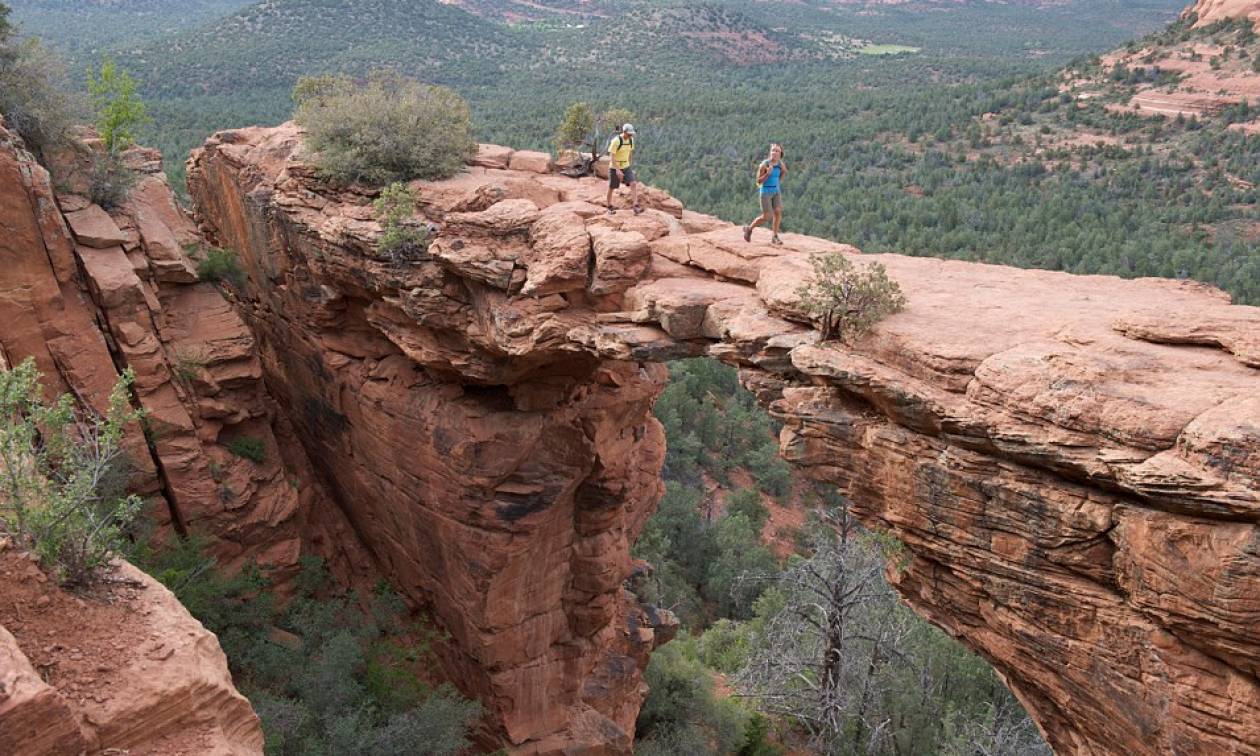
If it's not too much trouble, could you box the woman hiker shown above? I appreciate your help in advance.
[743,143,787,245]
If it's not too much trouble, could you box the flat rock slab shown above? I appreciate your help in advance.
[64,204,128,248]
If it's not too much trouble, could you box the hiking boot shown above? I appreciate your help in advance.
[633,205,644,215]
[606,206,616,215]
[771,235,783,246]
[742,225,752,243]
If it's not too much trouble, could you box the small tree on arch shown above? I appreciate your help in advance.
[796,252,907,343]
[554,102,635,164]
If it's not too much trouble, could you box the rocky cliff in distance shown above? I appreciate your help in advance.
[189,121,1260,755]
[1188,0,1260,28]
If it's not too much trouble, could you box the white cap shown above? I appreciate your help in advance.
[622,123,636,135]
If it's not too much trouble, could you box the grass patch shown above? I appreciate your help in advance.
[859,44,921,56]
[172,349,207,386]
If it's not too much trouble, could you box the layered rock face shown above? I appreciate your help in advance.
[0,118,348,577]
[190,122,1260,755]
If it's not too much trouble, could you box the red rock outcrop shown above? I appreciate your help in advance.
[0,545,262,755]
[0,117,367,582]
[188,125,678,751]
[1187,0,1260,29]
[1070,1,1260,126]
[189,121,1260,754]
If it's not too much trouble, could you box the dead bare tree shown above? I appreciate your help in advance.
[732,503,1049,755]
[734,506,907,752]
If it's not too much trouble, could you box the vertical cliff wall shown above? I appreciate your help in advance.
[189,122,1260,755]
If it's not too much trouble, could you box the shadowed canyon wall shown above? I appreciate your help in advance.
[188,122,1260,755]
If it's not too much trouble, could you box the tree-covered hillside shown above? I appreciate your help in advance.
[6,0,256,52]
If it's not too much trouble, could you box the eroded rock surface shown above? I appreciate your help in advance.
[0,547,262,756]
[189,121,1260,754]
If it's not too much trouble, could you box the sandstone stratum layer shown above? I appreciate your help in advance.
[188,121,1260,755]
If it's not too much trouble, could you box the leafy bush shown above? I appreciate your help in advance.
[726,488,768,529]
[197,248,245,286]
[739,714,786,756]
[374,182,428,263]
[796,252,907,343]
[0,33,80,154]
[88,151,138,209]
[293,72,476,186]
[227,436,266,464]
[87,56,150,154]
[0,358,143,585]
[637,638,752,756]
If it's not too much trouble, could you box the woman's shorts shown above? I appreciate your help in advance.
[609,167,636,189]
[760,192,782,213]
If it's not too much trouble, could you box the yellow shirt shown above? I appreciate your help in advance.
[609,134,634,169]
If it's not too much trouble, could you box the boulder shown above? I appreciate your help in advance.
[508,150,553,174]
[523,211,591,296]
[588,226,650,296]
[474,143,515,169]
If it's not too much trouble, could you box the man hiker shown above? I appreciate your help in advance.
[606,123,642,215]
[743,143,787,245]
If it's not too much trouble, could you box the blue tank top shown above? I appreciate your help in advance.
[760,162,781,194]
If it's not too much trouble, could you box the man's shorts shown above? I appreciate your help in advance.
[609,167,636,190]
[760,191,782,213]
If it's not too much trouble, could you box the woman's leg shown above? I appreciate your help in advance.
[772,204,783,237]
[745,193,771,240]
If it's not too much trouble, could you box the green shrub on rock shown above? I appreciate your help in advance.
[88,150,137,209]
[227,436,266,464]
[293,72,476,186]
[197,247,245,287]
[87,56,150,154]
[0,358,143,586]
[0,28,80,154]
[796,252,907,343]
[373,182,429,263]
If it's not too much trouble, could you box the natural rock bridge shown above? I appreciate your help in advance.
[181,123,1260,754]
